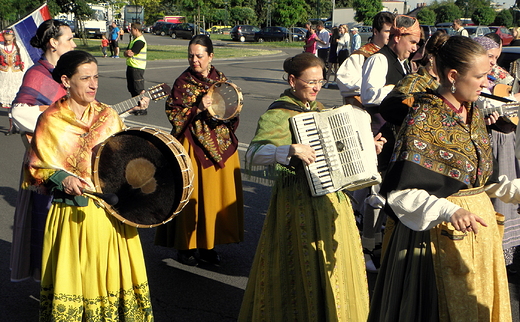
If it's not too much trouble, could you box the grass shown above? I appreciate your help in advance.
[75,35,293,60]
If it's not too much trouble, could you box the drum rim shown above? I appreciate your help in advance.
[206,81,243,121]
[92,126,194,228]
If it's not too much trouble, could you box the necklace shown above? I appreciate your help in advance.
[436,93,464,114]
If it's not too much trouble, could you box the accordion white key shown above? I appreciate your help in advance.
[290,104,381,197]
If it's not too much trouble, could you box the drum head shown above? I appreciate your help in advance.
[94,128,191,227]
[208,82,243,120]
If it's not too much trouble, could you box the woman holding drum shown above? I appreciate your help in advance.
[24,50,152,320]
[239,52,385,321]
[154,35,244,266]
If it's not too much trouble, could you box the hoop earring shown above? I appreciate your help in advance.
[451,81,456,94]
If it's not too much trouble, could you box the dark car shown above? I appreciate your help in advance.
[171,23,210,39]
[255,26,301,42]
[420,25,437,40]
[230,25,260,42]
[151,21,168,35]
[157,22,176,36]
[490,26,514,46]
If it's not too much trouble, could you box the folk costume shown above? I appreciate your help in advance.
[155,66,244,251]
[239,90,369,321]
[369,92,513,321]
[25,98,153,321]
[0,35,24,107]
[10,56,67,282]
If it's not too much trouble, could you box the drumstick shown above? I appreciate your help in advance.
[82,189,119,205]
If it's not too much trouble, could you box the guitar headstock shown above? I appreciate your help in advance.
[148,83,171,101]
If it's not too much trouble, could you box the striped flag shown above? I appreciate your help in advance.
[10,3,52,68]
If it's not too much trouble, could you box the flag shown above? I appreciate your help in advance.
[10,3,52,68]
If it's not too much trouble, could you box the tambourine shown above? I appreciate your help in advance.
[206,81,243,120]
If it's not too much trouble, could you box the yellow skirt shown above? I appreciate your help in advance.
[39,200,153,322]
[154,138,244,250]
[431,189,511,322]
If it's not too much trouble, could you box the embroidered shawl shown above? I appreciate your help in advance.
[12,56,66,106]
[24,98,124,190]
[352,42,380,59]
[166,66,238,169]
[247,89,325,177]
[381,92,494,199]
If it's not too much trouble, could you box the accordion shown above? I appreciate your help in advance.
[290,104,381,197]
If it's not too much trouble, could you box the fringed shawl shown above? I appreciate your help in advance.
[382,92,494,199]
[13,56,66,106]
[247,89,325,182]
[166,66,238,169]
[24,98,124,190]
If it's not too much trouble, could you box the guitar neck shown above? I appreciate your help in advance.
[111,92,151,115]
[481,101,520,117]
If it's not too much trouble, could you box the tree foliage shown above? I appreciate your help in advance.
[434,3,462,23]
[272,0,309,27]
[471,6,496,25]
[352,0,383,25]
[493,9,513,26]
[417,7,436,25]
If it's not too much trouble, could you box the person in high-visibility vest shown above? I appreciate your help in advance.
[124,22,147,115]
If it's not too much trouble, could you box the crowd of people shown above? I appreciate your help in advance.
[4,11,520,321]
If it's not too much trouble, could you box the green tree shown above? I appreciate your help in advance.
[434,3,461,23]
[417,7,436,25]
[493,9,513,27]
[272,0,309,27]
[230,6,256,24]
[352,0,382,25]
[471,6,496,25]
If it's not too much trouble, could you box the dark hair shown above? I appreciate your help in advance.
[189,35,214,55]
[436,36,486,84]
[131,23,142,31]
[52,50,97,83]
[425,31,450,56]
[372,11,395,32]
[484,32,502,46]
[30,19,69,50]
[283,52,324,78]
[317,20,324,27]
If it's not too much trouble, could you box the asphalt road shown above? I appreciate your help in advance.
[0,34,518,321]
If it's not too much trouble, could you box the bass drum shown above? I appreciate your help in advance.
[92,127,194,228]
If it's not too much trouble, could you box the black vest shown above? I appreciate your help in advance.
[377,45,408,86]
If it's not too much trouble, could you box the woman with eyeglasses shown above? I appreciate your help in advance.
[239,52,385,321]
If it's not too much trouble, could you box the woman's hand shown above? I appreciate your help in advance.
[62,176,86,196]
[289,144,316,165]
[450,208,488,234]
[197,94,212,114]
[484,111,500,125]
[374,132,387,155]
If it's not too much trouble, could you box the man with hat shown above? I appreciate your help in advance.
[351,27,361,52]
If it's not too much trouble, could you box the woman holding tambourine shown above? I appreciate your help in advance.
[155,35,244,266]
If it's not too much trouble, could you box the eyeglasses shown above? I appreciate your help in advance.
[297,78,327,87]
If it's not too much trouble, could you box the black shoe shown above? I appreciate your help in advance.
[198,248,221,265]
[177,249,198,266]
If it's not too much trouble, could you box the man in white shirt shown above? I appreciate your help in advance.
[361,15,421,135]
[336,12,395,105]
[453,19,469,37]
[315,21,330,76]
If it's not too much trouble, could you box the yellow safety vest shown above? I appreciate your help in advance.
[127,35,147,69]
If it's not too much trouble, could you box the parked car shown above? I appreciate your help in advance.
[255,26,303,42]
[171,23,210,39]
[357,25,373,44]
[497,46,520,71]
[290,27,307,39]
[158,22,176,36]
[420,25,437,40]
[151,21,168,35]
[489,26,514,46]
[230,25,261,42]
[464,26,491,38]
[142,25,151,33]
[206,25,232,34]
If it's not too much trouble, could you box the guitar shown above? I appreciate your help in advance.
[490,83,518,125]
[111,83,171,115]
[480,101,519,122]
